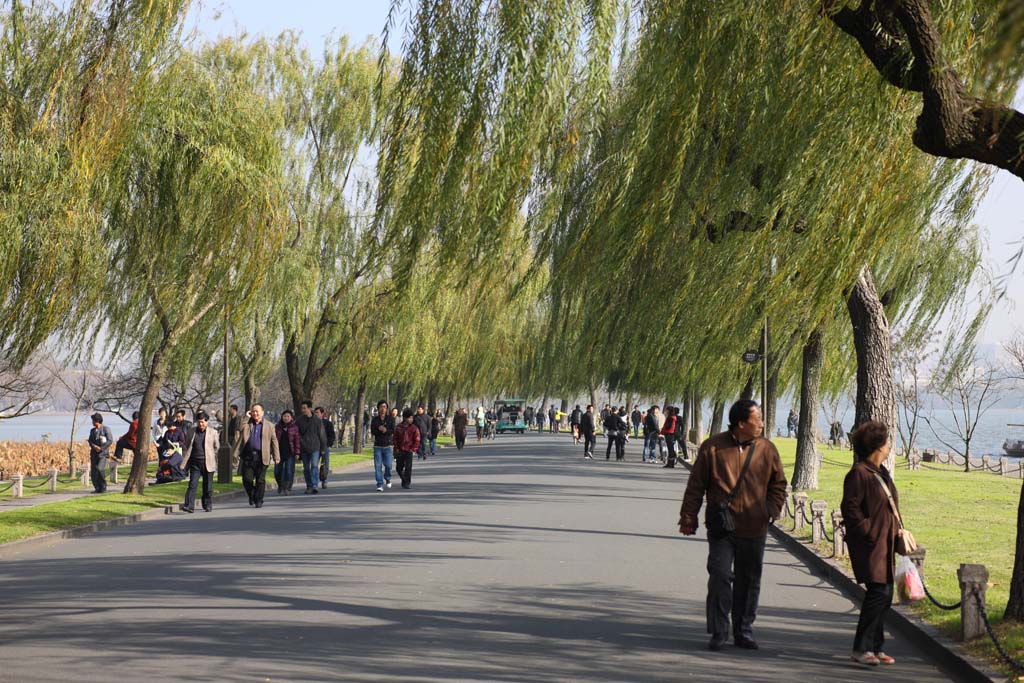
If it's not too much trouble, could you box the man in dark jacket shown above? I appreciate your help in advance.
[579,405,596,459]
[570,405,582,444]
[113,411,140,464]
[414,405,432,460]
[370,400,396,491]
[295,400,327,494]
[315,407,335,489]
[548,405,557,433]
[87,413,114,493]
[631,405,642,438]
[679,400,787,652]
[643,406,660,462]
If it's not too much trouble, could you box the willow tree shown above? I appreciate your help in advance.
[103,39,288,494]
[0,0,189,366]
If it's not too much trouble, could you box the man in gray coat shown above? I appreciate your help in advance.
[296,400,327,494]
[87,413,114,493]
[180,410,220,513]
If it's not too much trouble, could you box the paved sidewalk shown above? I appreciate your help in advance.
[0,433,958,682]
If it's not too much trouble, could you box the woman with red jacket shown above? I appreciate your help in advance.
[274,410,301,495]
[394,408,421,489]
[661,406,679,468]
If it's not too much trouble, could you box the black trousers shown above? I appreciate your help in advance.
[455,432,466,449]
[90,452,108,493]
[664,435,677,466]
[615,433,626,460]
[605,432,616,459]
[241,457,267,505]
[706,534,766,639]
[184,464,213,510]
[396,450,413,486]
[113,437,136,462]
[854,582,893,653]
[583,432,595,456]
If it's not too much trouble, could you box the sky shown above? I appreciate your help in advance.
[190,1,1024,345]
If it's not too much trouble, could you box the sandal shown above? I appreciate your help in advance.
[875,652,895,665]
[850,651,880,666]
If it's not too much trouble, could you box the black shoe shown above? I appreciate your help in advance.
[255,501,264,508]
[248,499,255,506]
[734,635,759,650]
[708,634,727,651]
[203,507,212,513]
[401,483,410,489]
[311,488,318,494]
[663,463,675,468]
[179,505,194,513]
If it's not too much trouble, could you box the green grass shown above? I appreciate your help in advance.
[0,479,243,545]
[773,437,1023,672]
[0,462,160,501]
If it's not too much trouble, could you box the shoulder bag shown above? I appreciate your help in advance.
[705,442,755,539]
[872,472,917,555]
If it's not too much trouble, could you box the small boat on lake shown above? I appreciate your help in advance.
[1005,424,1024,457]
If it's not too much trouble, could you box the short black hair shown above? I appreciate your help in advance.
[91,412,103,423]
[230,404,239,411]
[132,411,139,420]
[377,400,389,409]
[281,409,294,418]
[851,420,888,461]
[728,400,759,430]
[315,406,326,413]
[174,408,186,417]
[301,400,313,409]
[195,410,209,422]
[650,404,659,412]
[402,408,414,419]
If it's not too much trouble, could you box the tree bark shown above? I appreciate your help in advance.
[681,392,692,443]
[710,400,725,436]
[847,266,896,472]
[285,335,310,412]
[692,390,703,442]
[792,324,825,490]
[1006,480,1024,620]
[765,365,779,437]
[352,378,367,453]
[244,372,260,410]
[124,344,171,494]
[740,374,754,401]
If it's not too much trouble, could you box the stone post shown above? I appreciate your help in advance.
[831,510,847,558]
[810,500,828,543]
[12,473,23,498]
[80,468,90,487]
[1000,457,1008,477]
[48,467,58,493]
[906,546,926,584]
[109,460,118,485]
[958,564,989,641]
[783,485,793,520]
[793,492,809,531]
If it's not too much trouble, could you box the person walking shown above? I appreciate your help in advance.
[678,400,787,652]
[414,405,431,460]
[296,400,327,494]
[614,407,629,461]
[153,407,169,445]
[475,405,487,442]
[535,406,545,433]
[315,407,335,488]
[370,400,396,492]
[580,405,596,459]
[233,403,279,509]
[570,405,582,444]
[274,409,300,495]
[430,410,443,458]
[548,405,557,433]
[842,420,901,666]
[643,406,660,463]
[113,411,140,464]
[662,406,679,468]
[180,410,219,513]
[602,408,624,460]
[630,405,642,439]
[786,409,799,439]
[87,413,113,494]
[453,408,468,450]
[394,408,421,489]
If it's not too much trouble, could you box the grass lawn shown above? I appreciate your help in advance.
[0,462,160,502]
[772,437,1022,673]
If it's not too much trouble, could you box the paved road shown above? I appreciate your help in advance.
[0,433,956,682]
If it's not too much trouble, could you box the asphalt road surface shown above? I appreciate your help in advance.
[0,432,958,682]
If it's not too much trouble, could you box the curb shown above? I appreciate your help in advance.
[677,457,1004,683]
[0,457,376,561]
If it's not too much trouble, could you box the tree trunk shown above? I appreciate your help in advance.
[765,365,779,437]
[244,372,260,410]
[847,266,896,472]
[285,336,311,412]
[124,345,171,494]
[588,384,597,411]
[68,393,84,475]
[445,391,454,416]
[1006,480,1024,620]
[792,324,824,490]
[681,393,691,443]
[692,390,703,442]
[394,383,406,412]
[710,400,725,435]
[740,374,754,400]
[428,385,437,415]
[352,378,367,453]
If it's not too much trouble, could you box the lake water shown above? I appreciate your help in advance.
[3,405,1024,456]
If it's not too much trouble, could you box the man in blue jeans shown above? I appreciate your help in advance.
[296,400,327,495]
[370,400,396,492]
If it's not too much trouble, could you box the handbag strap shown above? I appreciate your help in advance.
[872,472,904,530]
[726,442,756,503]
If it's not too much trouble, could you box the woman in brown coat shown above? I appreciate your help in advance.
[452,408,469,450]
[841,420,900,666]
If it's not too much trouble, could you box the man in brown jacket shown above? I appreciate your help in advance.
[232,403,280,509]
[679,400,787,652]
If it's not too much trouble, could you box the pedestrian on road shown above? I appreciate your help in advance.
[570,405,582,444]
[631,405,642,439]
[842,420,900,667]
[87,413,113,493]
[603,408,626,461]
[580,405,596,459]
[453,408,468,450]
[371,400,396,491]
[430,410,443,457]
[180,410,219,513]
[274,409,300,495]
[475,405,487,442]
[661,406,679,468]
[535,407,545,433]
[296,400,327,494]
[233,403,279,508]
[414,405,432,460]
[678,400,787,652]
[615,407,629,460]
[394,408,421,489]
[113,411,140,464]
[173,408,194,446]
[315,407,335,488]
[643,406,660,463]
[786,409,799,438]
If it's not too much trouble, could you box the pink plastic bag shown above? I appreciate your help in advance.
[896,555,925,602]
